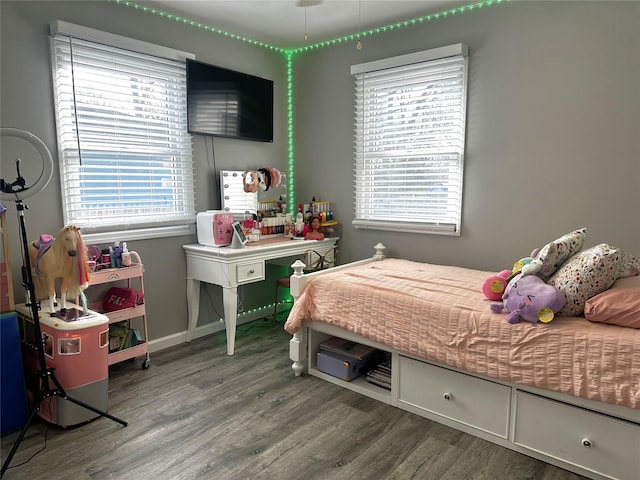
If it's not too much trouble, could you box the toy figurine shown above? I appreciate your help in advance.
[304,216,324,240]
[29,225,91,316]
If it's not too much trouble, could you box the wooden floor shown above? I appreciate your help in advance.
[2,318,589,480]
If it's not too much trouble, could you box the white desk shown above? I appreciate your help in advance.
[183,237,339,355]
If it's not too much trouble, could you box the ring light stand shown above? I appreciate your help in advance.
[0,127,127,478]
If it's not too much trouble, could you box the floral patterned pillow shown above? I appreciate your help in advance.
[617,250,640,278]
[522,228,587,280]
[547,243,620,316]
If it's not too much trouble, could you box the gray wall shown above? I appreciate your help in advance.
[1,1,286,343]
[2,1,639,348]
[294,0,640,270]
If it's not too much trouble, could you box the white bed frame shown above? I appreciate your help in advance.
[288,244,640,480]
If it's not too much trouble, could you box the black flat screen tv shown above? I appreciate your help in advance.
[186,59,273,142]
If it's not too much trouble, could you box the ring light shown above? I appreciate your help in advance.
[0,127,54,201]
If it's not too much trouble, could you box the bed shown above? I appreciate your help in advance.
[285,243,640,480]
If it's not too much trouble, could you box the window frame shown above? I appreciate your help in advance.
[49,21,196,242]
[351,44,469,236]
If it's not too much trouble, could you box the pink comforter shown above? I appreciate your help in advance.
[285,259,640,409]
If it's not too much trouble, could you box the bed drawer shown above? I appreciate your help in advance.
[236,261,264,284]
[398,356,510,438]
[514,391,640,480]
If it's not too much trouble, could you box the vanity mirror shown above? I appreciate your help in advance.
[220,170,287,217]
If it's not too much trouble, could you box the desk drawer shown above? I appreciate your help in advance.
[236,261,264,284]
[398,356,510,438]
[514,391,640,480]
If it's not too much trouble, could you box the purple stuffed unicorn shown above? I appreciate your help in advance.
[490,273,565,324]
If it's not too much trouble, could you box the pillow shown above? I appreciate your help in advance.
[547,243,620,316]
[584,276,640,328]
[617,250,640,279]
[522,228,587,280]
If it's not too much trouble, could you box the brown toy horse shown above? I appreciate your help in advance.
[29,225,91,316]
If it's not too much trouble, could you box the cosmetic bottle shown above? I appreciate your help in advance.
[295,212,304,236]
[109,246,116,269]
[113,241,123,268]
[101,248,111,269]
[121,242,132,267]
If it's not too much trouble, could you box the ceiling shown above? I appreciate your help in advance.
[144,1,463,48]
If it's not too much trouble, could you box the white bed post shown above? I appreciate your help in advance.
[290,329,307,376]
[373,243,386,260]
[289,244,386,377]
[289,259,307,376]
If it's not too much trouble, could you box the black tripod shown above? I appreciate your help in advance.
[1,200,128,478]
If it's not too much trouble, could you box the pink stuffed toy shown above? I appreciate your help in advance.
[490,273,565,324]
[482,257,534,301]
[482,269,513,301]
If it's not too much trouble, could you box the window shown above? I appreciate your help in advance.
[49,21,195,239]
[351,44,468,235]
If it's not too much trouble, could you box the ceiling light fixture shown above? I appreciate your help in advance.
[304,1,308,42]
[299,0,322,43]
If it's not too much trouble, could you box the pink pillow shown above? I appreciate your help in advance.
[584,276,640,328]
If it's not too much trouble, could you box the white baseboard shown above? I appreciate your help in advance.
[147,303,292,353]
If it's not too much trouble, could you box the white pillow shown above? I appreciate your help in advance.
[522,228,587,280]
[547,243,620,316]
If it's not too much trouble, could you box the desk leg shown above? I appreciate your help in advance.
[185,278,200,342]
[222,286,238,356]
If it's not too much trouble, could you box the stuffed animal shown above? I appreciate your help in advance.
[481,257,534,301]
[482,269,513,301]
[512,256,534,274]
[490,273,565,324]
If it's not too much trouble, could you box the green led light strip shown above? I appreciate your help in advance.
[289,0,507,53]
[111,0,286,53]
[111,0,507,215]
[111,0,507,53]
[286,51,296,215]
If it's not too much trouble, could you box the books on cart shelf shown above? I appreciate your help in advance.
[109,321,142,353]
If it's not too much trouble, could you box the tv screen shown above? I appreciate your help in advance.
[186,59,273,142]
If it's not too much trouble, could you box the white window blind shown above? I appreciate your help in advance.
[352,44,468,235]
[49,22,196,235]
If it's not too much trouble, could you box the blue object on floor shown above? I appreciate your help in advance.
[1,311,29,435]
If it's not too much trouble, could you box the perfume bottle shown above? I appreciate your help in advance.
[121,242,132,267]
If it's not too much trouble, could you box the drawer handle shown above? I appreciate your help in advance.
[248,269,255,274]
[443,392,452,401]
[581,438,592,448]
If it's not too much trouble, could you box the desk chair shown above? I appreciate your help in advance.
[272,245,338,325]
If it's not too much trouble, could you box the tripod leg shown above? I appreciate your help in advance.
[55,393,128,427]
[1,399,41,478]
[46,372,128,427]
[1,373,127,479]
[3,202,127,478]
